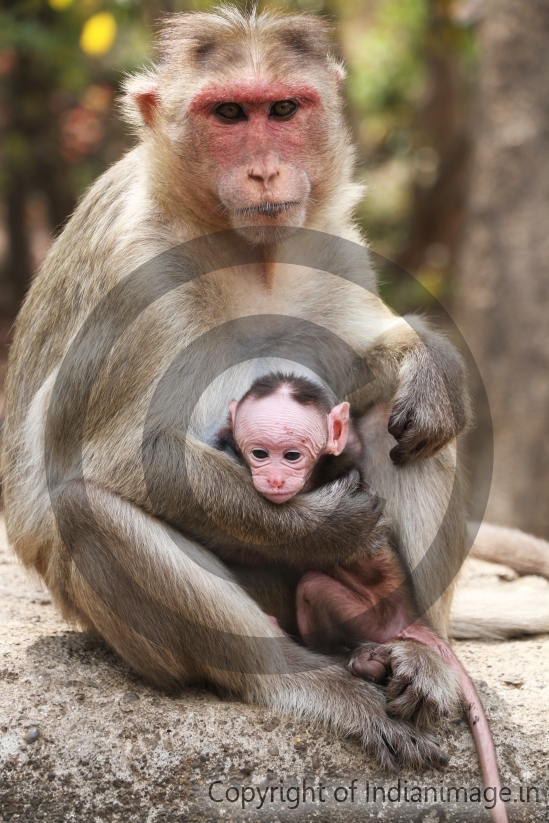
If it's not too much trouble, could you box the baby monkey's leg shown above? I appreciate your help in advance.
[296,547,417,664]
[296,551,508,823]
[296,548,460,726]
[296,549,465,726]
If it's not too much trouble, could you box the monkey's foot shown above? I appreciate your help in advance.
[276,658,449,774]
[349,640,460,728]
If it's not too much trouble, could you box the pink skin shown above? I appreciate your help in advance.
[187,79,328,232]
[229,389,349,504]
[188,80,322,117]
[132,76,336,240]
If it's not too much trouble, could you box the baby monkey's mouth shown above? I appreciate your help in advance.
[236,201,301,217]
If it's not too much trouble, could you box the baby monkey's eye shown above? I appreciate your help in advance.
[251,449,269,460]
[284,451,302,462]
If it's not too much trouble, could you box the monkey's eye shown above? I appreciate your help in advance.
[251,449,269,460]
[283,451,302,462]
[270,100,298,119]
[215,103,246,122]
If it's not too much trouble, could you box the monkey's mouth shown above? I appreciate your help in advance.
[236,201,301,217]
[262,489,298,504]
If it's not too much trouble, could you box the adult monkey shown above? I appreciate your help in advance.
[2,8,473,772]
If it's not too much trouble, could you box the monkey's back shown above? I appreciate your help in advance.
[0,148,176,571]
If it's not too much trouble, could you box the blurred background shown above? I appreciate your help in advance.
[1,0,548,537]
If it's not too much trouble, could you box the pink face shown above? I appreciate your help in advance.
[230,390,349,504]
[186,79,328,238]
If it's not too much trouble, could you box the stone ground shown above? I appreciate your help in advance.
[1,519,548,823]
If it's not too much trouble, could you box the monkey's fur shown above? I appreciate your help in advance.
[2,8,477,771]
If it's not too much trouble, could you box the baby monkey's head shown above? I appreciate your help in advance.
[229,372,349,504]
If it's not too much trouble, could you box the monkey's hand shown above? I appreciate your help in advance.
[143,431,389,569]
[349,640,460,729]
[388,324,472,465]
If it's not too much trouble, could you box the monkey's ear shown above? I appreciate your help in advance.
[134,85,159,127]
[326,402,350,456]
[328,56,347,86]
[229,399,238,431]
[121,73,160,131]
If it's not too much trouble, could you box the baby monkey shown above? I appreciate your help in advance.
[217,372,506,821]
[218,371,358,503]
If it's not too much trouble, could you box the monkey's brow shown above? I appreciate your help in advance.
[188,80,321,113]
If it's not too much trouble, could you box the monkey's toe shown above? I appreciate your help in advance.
[381,641,460,728]
[369,718,449,773]
[349,644,390,683]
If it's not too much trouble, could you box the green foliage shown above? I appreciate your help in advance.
[0,0,163,213]
[347,0,428,119]
[0,0,479,312]
[344,1,477,245]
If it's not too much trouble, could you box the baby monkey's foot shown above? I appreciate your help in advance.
[349,640,460,729]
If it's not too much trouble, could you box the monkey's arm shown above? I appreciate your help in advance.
[140,429,389,569]
[363,315,472,465]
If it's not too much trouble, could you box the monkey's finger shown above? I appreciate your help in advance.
[375,722,449,772]
[388,421,422,463]
[389,430,438,464]
[387,684,423,722]
[390,421,459,463]
[412,437,452,460]
[385,669,446,728]
[386,675,413,700]
[387,413,409,439]
[376,734,400,774]
[392,441,443,464]
[408,732,449,770]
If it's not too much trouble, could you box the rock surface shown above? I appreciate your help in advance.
[1,520,548,822]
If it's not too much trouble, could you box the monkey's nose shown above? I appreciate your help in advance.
[268,475,285,489]
[248,154,280,187]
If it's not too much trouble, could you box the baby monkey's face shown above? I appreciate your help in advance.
[230,390,349,504]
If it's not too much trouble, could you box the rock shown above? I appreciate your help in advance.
[25,727,40,744]
[262,717,280,731]
[504,677,524,688]
[1,515,548,822]
[268,746,279,756]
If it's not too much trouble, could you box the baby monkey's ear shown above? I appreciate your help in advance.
[229,399,238,431]
[325,402,350,456]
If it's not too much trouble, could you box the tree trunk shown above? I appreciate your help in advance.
[454,0,549,536]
